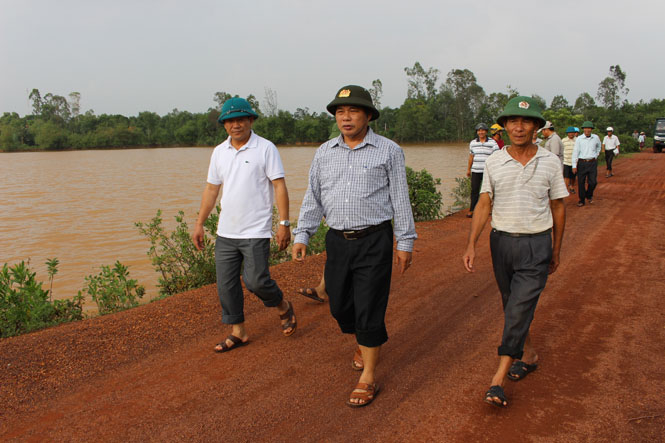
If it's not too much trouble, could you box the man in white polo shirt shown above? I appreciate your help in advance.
[463,96,568,408]
[192,97,296,353]
[602,127,620,178]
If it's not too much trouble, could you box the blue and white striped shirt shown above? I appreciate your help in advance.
[293,129,417,252]
[469,138,500,173]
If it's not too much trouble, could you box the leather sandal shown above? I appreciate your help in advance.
[279,301,297,336]
[214,335,249,353]
[352,347,364,371]
[346,382,380,408]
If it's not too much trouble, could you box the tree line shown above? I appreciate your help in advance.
[1,63,663,152]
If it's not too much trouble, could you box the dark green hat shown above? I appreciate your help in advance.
[326,85,380,121]
[496,96,546,129]
[218,97,259,123]
[581,120,594,129]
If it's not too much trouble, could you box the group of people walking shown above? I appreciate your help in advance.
[192,86,576,410]
[468,118,622,211]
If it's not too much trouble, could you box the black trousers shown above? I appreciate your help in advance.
[324,223,394,347]
[577,160,597,203]
[490,230,552,359]
[604,150,615,171]
[470,172,484,212]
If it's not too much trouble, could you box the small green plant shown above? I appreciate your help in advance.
[136,207,219,297]
[268,206,329,266]
[405,166,443,221]
[46,257,59,302]
[80,261,144,315]
[0,259,83,338]
[451,176,471,211]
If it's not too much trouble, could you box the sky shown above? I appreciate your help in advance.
[1,0,663,117]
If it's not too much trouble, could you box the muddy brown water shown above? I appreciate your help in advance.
[0,143,468,309]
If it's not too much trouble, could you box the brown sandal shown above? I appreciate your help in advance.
[214,335,249,353]
[346,382,380,408]
[352,347,364,371]
[279,301,297,336]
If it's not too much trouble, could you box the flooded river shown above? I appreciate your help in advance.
[0,143,468,309]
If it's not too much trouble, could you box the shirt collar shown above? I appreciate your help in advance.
[499,146,549,165]
[333,127,377,150]
[224,131,258,151]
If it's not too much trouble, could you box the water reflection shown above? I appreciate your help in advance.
[0,144,467,309]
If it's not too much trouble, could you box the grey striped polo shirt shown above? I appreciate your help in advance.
[480,147,569,234]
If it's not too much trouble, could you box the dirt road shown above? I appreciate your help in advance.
[2,152,664,442]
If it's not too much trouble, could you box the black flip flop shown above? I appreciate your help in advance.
[484,385,507,408]
[507,361,538,381]
[296,287,325,303]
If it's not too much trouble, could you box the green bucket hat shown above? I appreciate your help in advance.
[326,85,380,121]
[218,97,259,123]
[496,96,546,129]
[581,120,594,129]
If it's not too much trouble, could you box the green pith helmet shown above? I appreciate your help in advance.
[475,123,489,131]
[218,97,259,123]
[496,96,546,129]
[326,85,380,121]
[581,120,594,129]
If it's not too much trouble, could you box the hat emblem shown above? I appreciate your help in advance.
[339,89,351,98]
[518,101,530,109]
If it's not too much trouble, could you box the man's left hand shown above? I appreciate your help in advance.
[275,225,291,251]
[395,250,412,274]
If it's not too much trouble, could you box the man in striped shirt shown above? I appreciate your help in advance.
[463,96,568,408]
[466,123,500,218]
[293,85,417,408]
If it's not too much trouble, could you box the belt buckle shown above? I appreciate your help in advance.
[343,231,357,240]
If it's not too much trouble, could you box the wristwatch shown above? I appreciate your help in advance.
[279,220,290,227]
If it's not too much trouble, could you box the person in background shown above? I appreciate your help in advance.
[541,121,564,163]
[293,85,416,408]
[463,96,567,408]
[490,124,505,149]
[562,126,577,193]
[632,130,639,140]
[638,132,646,150]
[572,121,602,207]
[466,123,500,218]
[602,127,620,177]
[192,97,296,353]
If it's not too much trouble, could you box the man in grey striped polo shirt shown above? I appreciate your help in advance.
[293,85,416,408]
[463,96,568,408]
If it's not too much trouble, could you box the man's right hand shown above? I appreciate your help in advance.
[192,224,205,251]
[292,243,307,262]
[462,245,476,273]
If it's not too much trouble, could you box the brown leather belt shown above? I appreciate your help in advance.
[578,158,596,162]
[330,220,391,240]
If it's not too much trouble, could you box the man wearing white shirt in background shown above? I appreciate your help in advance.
[602,127,620,178]
[572,121,602,207]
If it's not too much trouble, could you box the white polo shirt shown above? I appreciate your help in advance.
[602,134,620,151]
[481,147,569,234]
[207,131,285,238]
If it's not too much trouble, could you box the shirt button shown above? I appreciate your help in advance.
[347,182,350,185]
[345,199,349,202]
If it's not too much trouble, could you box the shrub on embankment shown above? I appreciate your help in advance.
[2,167,445,336]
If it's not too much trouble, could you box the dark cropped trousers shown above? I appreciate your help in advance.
[324,223,394,347]
[490,229,552,360]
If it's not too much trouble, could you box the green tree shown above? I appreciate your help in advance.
[549,95,570,111]
[597,65,629,109]
[404,62,440,101]
[574,92,596,114]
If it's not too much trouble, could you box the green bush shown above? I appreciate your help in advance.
[268,206,329,265]
[405,166,443,221]
[80,261,144,315]
[0,260,83,338]
[136,208,219,297]
[451,176,471,210]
